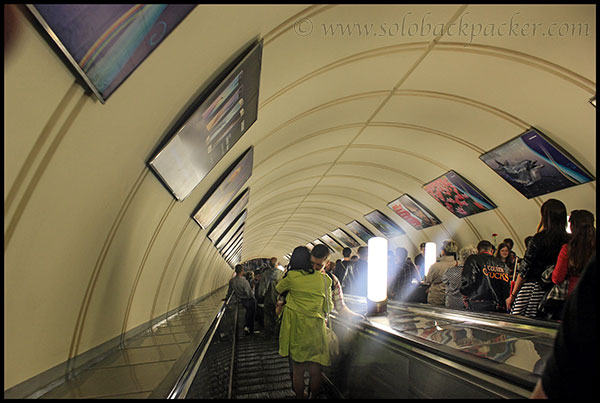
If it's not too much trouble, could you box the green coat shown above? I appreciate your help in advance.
[276,269,333,366]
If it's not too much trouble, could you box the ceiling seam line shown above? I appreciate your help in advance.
[257,5,470,256]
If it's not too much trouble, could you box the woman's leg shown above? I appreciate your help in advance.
[292,361,307,398]
[308,362,322,398]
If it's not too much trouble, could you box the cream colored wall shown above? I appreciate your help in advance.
[4,5,306,390]
[4,4,596,392]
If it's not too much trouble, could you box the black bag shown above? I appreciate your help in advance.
[407,282,429,303]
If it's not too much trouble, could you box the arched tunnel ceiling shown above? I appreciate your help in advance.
[232,4,596,262]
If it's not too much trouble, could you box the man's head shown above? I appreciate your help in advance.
[357,246,368,260]
[342,247,352,258]
[235,264,244,275]
[311,244,330,271]
[476,240,494,254]
[270,256,278,267]
[350,255,359,261]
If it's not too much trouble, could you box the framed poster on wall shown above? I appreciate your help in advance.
[346,220,376,244]
[479,127,595,199]
[387,194,441,230]
[364,210,405,238]
[192,148,253,230]
[27,4,196,103]
[423,171,497,218]
[148,40,262,201]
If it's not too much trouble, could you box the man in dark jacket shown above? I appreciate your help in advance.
[460,240,510,312]
[334,247,355,292]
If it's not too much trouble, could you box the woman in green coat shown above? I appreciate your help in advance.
[276,246,333,398]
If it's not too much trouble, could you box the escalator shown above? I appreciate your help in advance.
[182,301,339,399]
[170,295,556,399]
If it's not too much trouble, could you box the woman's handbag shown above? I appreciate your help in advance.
[322,274,340,361]
[538,264,569,317]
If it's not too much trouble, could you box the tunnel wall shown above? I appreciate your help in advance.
[4,6,239,391]
[4,4,596,394]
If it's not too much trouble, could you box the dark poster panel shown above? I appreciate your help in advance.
[148,41,262,201]
[331,228,361,248]
[207,188,250,242]
[216,210,247,250]
[221,229,243,257]
[312,239,334,253]
[28,5,196,102]
[345,220,375,244]
[192,148,253,229]
[423,170,497,218]
[479,127,595,199]
[387,194,441,230]
[320,234,344,253]
[364,210,405,238]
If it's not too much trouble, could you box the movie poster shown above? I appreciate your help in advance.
[388,194,441,230]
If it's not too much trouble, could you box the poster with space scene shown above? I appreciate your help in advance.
[479,127,595,199]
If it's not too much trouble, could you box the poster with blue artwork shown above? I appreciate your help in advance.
[28,5,196,102]
[480,128,595,199]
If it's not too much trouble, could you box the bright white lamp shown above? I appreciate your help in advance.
[424,242,437,277]
[367,237,388,315]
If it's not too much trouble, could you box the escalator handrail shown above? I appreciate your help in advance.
[167,294,233,399]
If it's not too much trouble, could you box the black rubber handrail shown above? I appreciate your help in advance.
[167,294,233,399]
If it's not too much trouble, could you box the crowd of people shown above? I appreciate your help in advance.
[224,198,595,398]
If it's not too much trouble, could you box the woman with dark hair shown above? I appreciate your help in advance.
[495,242,512,275]
[276,246,333,398]
[507,199,570,318]
[552,210,595,296]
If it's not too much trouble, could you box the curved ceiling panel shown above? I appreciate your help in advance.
[240,4,595,261]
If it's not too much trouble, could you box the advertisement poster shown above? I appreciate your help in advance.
[388,194,441,230]
[364,210,406,238]
[346,220,376,244]
[29,4,196,102]
[193,148,253,229]
[480,128,595,199]
[423,171,497,218]
[331,228,361,248]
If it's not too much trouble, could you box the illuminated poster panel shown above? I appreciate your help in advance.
[479,127,595,199]
[207,188,249,242]
[387,194,441,230]
[148,41,262,201]
[346,220,376,244]
[320,234,344,252]
[423,171,497,218]
[364,210,405,238]
[331,228,361,248]
[192,148,253,229]
[216,210,247,250]
[27,4,196,103]
[312,238,334,253]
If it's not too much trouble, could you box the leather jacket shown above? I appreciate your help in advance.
[518,230,570,283]
[460,253,510,305]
